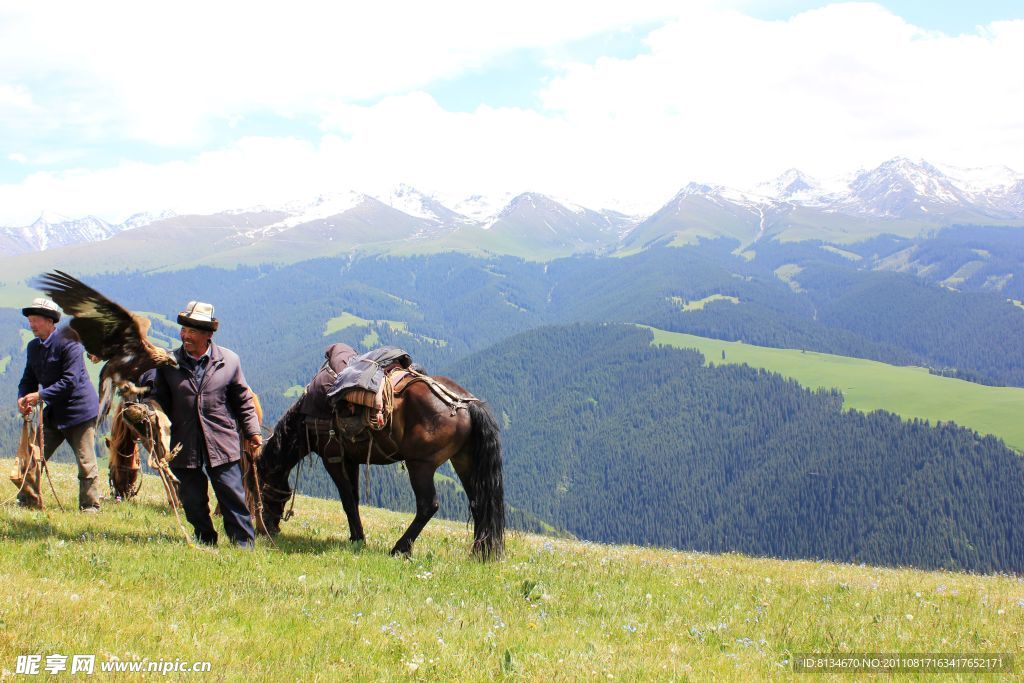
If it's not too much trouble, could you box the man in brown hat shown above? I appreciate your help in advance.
[146,301,262,547]
[16,297,102,511]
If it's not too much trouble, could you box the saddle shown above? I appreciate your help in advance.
[326,347,412,409]
[325,346,412,429]
[301,345,476,449]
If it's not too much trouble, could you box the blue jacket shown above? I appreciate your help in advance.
[18,327,99,430]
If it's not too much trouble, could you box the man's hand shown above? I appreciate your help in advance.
[246,434,263,459]
[17,392,40,415]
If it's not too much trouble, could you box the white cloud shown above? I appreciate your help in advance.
[537,4,1024,188]
[0,1,682,146]
[0,2,1023,223]
[0,83,34,109]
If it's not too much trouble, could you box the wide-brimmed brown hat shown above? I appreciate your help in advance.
[177,300,218,331]
[22,297,61,323]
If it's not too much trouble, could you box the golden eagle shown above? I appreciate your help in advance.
[35,270,177,419]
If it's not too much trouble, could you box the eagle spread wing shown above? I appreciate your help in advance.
[34,270,176,418]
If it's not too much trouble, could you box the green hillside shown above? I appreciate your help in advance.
[647,326,1024,452]
[1,464,1019,681]
[453,324,1024,573]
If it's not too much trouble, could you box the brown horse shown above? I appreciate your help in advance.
[115,396,183,509]
[256,374,505,559]
[106,405,142,500]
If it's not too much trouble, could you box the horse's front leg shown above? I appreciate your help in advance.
[391,462,439,558]
[323,448,364,543]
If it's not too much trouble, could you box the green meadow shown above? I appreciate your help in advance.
[1,463,1021,681]
[324,312,446,349]
[647,326,1024,452]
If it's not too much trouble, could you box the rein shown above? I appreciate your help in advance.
[118,399,193,547]
[3,407,64,511]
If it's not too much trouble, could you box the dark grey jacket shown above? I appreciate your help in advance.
[149,343,260,469]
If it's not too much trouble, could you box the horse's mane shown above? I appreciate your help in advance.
[258,400,308,477]
[109,406,137,455]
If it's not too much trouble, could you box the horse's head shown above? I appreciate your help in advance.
[107,409,142,500]
[254,431,289,535]
[253,403,318,536]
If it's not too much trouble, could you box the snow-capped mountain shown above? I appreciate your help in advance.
[4,157,1024,264]
[484,192,636,249]
[676,157,1024,223]
[0,213,113,255]
[0,210,181,256]
[842,158,975,218]
[626,157,1024,249]
[753,169,829,204]
[380,184,474,226]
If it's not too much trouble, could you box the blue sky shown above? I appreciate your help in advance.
[1,1,1023,223]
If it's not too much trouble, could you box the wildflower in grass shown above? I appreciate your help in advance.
[297,575,306,583]
[936,584,947,594]
[405,653,424,672]
[905,614,913,621]
[622,624,637,634]
[1017,599,1024,608]
[381,621,401,639]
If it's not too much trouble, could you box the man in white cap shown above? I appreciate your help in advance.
[146,301,262,547]
[16,297,102,510]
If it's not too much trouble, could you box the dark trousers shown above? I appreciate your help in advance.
[173,461,255,547]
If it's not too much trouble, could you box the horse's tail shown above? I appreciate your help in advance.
[468,401,505,560]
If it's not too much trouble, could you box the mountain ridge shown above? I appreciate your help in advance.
[3,158,1024,271]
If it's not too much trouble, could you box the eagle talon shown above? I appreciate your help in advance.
[117,381,150,399]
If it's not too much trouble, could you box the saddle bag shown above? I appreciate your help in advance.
[299,343,359,417]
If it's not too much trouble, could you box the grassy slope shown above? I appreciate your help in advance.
[647,326,1024,452]
[1,463,1020,681]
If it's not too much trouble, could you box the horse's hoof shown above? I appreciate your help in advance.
[349,538,365,551]
[389,545,412,558]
